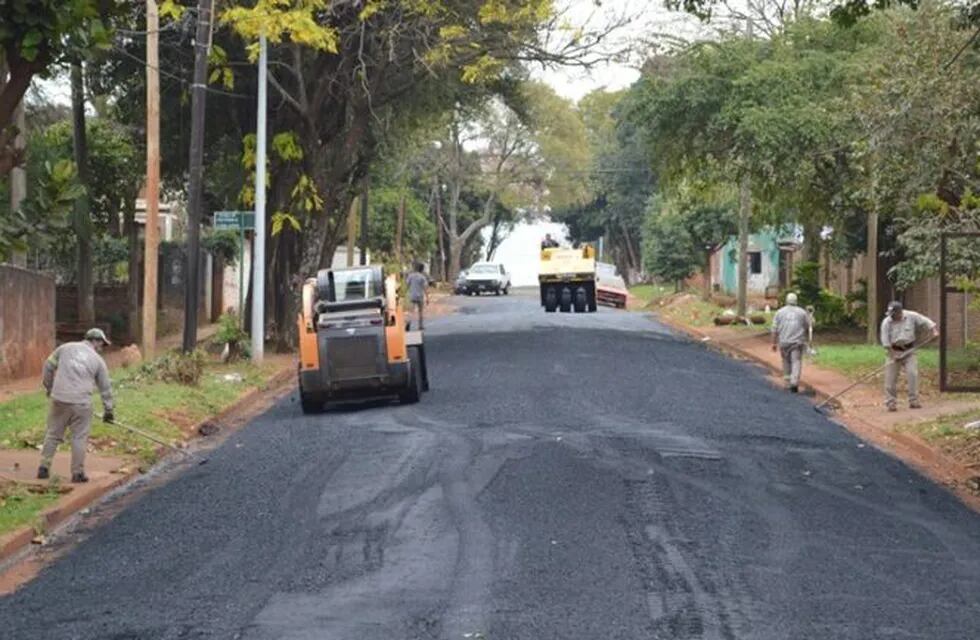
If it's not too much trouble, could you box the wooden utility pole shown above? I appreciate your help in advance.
[142,0,160,358]
[71,62,95,325]
[737,172,751,318]
[182,0,213,353]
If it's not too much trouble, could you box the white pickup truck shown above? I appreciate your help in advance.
[462,262,511,296]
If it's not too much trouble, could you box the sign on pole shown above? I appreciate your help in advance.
[214,211,255,321]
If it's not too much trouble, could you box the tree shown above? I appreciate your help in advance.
[365,185,436,264]
[0,0,120,176]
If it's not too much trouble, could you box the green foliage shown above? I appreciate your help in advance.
[365,186,436,262]
[214,313,250,361]
[643,201,700,286]
[790,261,853,327]
[202,230,240,266]
[0,159,80,260]
[137,350,208,386]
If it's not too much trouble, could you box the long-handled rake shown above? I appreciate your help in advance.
[813,336,936,415]
[102,415,209,465]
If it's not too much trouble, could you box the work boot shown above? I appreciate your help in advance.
[910,402,922,409]
[789,385,799,393]
[71,472,89,484]
[36,466,49,480]
[886,405,898,413]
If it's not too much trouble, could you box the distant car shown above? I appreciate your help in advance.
[463,263,511,296]
[596,262,628,308]
[454,269,469,294]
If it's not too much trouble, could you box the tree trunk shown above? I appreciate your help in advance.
[124,191,140,344]
[866,206,879,344]
[703,250,713,301]
[448,237,464,284]
[71,62,95,326]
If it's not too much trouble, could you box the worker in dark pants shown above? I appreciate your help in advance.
[771,292,811,393]
[37,328,115,483]
[880,301,939,412]
[406,262,429,330]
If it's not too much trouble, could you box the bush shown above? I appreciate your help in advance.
[135,350,207,386]
[784,261,855,328]
[214,312,250,361]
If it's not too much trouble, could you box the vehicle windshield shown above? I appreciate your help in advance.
[331,268,382,301]
[470,264,498,274]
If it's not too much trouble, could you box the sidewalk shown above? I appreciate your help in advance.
[655,316,980,507]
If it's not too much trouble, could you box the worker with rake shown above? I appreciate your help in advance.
[880,301,939,412]
[37,328,115,483]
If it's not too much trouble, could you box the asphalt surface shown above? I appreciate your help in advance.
[3,291,980,639]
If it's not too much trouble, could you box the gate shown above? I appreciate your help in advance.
[939,232,980,392]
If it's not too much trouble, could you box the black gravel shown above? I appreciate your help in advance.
[2,294,979,639]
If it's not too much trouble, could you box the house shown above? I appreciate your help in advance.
[711,226,802,298]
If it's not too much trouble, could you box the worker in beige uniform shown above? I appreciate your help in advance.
[37,329,115,483]
[771,292,812,393]
[880,301,939,412]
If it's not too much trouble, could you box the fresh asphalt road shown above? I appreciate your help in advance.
[3,292,980,640]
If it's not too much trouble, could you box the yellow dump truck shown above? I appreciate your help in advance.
[538,245,598,313]
[296,265,428,413]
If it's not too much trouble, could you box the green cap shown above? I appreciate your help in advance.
[84,328,111,345]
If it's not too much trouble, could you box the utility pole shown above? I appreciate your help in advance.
[395,193,406,264]
[142,0,160,358]
[182,0,213,353]
[737,173,751,318]
[736,17,753,319]
[251,33,267,363]
[866,163,879,344]
[346,196,358,267]
[9,100,26,267]
[71,62,95,325]
[359,180,369,265]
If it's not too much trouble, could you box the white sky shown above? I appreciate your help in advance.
[533,0,707,101]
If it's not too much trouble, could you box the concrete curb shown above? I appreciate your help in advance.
[0,364,296,568]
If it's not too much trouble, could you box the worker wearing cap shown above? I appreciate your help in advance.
[771,292,811,393]
[880,301,939,412]
[37,328,115,483]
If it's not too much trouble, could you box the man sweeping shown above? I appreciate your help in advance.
[880,301,939,412]
[771,292,812,393]
[37,328,115,483]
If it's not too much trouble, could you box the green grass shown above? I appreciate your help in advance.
[0,360,278,465]
[901,409,980,468]
[811,344,939,377]
[0,483,62,536]
[628,284,672,307]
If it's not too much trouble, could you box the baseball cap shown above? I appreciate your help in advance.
[84,328,111,345]
[887,301,903,314]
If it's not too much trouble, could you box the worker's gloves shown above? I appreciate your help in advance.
[103,410,115,424]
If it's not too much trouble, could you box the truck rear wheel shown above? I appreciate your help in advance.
[544,286,558,312]
[559,287,572,313]
[574,287,587,313]
[400,347,423,404]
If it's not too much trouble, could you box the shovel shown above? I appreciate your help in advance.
[813,335,936,415]
[102,415,209,465]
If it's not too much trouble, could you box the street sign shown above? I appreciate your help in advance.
[213,211,256,325]
[213,211,255,230]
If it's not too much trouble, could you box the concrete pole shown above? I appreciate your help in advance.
[737,172,751,318]
[142,0,160,358]
[866,205,879,344]
[9,101,27,267]
[251,33,267,363]
[359,180,369,265]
